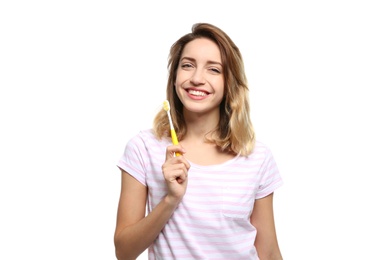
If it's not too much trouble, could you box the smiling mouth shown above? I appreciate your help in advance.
[187,89,209,96]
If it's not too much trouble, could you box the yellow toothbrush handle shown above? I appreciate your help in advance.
[170,129,181,157]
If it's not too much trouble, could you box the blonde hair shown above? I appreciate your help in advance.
[153,23,255,156]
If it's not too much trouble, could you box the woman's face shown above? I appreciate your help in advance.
[175,38,224,117]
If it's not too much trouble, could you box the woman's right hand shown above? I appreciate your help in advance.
[162,145,191,205]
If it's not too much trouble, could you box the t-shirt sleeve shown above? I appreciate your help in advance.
[117,133,148,186]
[255,147,283,199]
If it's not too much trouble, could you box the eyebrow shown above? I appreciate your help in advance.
[181,57,222,66]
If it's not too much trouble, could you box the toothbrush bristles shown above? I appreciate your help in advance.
[163,100,174,130]
[163,100,170,112]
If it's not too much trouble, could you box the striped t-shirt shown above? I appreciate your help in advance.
[117,129,283,260]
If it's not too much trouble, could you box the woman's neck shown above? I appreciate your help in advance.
[183,109,219,141]
[180,108,236,166]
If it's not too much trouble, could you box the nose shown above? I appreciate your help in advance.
[190,68,206,86]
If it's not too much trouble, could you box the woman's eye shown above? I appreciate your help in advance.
[210,68,221,73]
[181,63,192,68]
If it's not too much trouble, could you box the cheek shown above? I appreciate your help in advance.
[174,80,185,101]
[174,84,179,95]
[175,71,186,86]
[175,72,188,94]
[212,79,225,94]
[216,85,225,103]
[174,77,181,90]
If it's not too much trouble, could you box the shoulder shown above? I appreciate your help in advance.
[237,139,277,166]
[127,128,170,150]
[138,128,157,140]
[127,128,157,142]
[250,139,273,158]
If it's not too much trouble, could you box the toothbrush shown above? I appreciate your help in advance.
[163,100,181,157]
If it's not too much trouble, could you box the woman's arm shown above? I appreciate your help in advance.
[114,171,177,259]
[250,193,283,260]
[114,145,189,260]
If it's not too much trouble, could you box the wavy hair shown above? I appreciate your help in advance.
[153,23,255,156]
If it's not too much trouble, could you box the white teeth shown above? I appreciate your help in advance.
[188,90,208,96]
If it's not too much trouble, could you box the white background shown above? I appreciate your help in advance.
[1,1,389,259]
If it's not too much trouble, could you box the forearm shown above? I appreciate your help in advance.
[256,246,283,260]
[251,194,283,260]
[115,196,180,260]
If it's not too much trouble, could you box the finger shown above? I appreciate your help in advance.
[166,157,191,173]
[166,162,188,174]
[162,162,187,176]
[163,163,188,179]
[173,168,188,183]
[165,145,186,158]
[173,156,191,170]
[175,157,191,170]
[165,170,187,184]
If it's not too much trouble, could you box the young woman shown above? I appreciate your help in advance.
[114,23,283,260]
